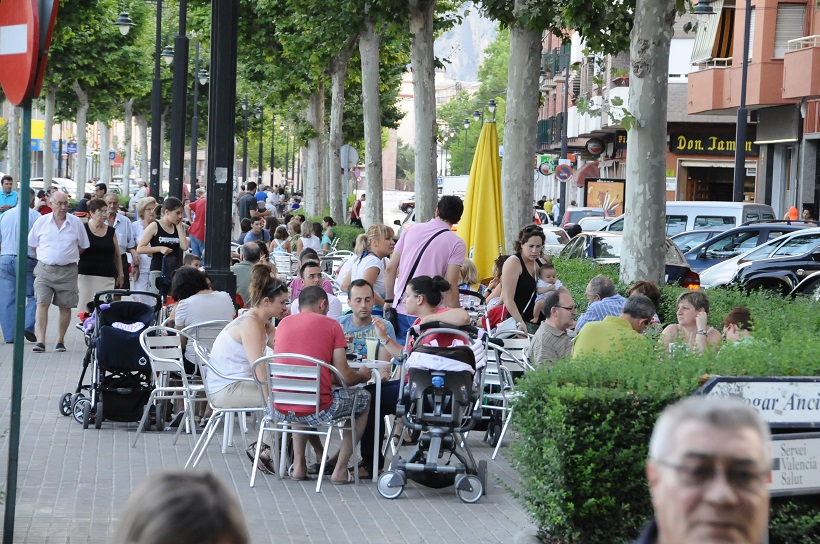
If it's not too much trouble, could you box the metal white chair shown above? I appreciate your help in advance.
[250,353,362,492]
[184,340,268,469]
[272,253,298,282]
[134,326,207,447]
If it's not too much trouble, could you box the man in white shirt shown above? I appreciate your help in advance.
[104,192,138,290]
[27,191,90,352]
[0,188,41,343]
[290,261,343,318]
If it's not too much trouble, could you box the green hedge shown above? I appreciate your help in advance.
[513,259,820,543]
[304,215,363,253]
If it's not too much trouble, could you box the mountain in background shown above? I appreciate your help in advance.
[434,3,497,83]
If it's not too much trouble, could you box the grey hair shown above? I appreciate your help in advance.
[649,396,771,467]
[242,242,261,263]
[588,274,616,299]
[622,294,656,320]
[110,470,250,544]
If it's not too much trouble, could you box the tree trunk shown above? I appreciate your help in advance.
[501,3,541,251]
[123,99,134,196]
[136,115,149,185]
[44,86,56,185]
[408,0,437,222]
[73,81,89,200]
[328,41,355,223]
[8,106,19,184]
[100,122,111,185]
[361,17,383,229]
[620,0,676,285]
[305,85,325,217]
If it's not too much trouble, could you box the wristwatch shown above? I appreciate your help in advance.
[697,329,709,336]
[516,321,524,328]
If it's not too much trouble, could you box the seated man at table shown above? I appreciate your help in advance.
[337,279,402,478]
[274,286,372,483]
[290,261,343,318]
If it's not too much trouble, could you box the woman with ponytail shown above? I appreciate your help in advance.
[206,264,290,408]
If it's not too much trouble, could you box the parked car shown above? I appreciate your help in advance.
[699,228,820,291]
[603,201,776,236]
[560,207,607,228]
[789,270,820,301]
[577,216,611,231]
[542,226,570,255]
[682,222,812,272]
[559,232,700,288]
[534,209,553,226]
[670,229,725,252]
[398,196,415,213]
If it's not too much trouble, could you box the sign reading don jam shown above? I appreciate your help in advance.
[696,377,820,428]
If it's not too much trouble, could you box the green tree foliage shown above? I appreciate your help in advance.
[396,138,415,182]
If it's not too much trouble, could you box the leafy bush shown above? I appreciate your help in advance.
[305,215,362,253]
[513,260,820,543]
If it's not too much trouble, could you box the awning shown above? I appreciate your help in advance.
[572,161,600,188]
[691,0,733,64]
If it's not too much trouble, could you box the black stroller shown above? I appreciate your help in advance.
[377,323,489,503]
[58,290,162,429]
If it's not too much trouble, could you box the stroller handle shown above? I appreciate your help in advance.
[93,290,163,313]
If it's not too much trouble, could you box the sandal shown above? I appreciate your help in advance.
[288,464,313,481]
[245,442,275,475]
[331,471,356,485]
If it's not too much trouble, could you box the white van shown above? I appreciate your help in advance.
[603,201,776,236]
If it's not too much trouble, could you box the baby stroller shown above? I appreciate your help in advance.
[377,323,489,503]
[58,290,162,429]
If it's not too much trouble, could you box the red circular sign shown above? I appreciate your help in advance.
[555,164,573,182]
[586,138,605,156]
[0,0,38,106]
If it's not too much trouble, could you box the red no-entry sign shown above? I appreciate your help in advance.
[0,0,59,106]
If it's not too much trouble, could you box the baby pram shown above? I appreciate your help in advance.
[58,290,162,429]
[377,322,489,503]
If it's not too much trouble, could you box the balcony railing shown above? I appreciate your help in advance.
[693,57,733,70]
[788,35,820,50]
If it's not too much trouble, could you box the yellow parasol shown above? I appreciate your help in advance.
[457,121,504,283]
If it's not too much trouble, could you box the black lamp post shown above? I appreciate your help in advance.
[189,42,208,201]
[269,115,276,185]
[462,117,470,175]
[255,106,263,185]
[280,122,289,186]
[241,95,249,186]
[167,0,189,199]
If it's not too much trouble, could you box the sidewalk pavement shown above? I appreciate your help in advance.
[0,306,535,543]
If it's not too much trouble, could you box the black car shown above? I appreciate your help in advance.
[789,270,820,300]
[682,222,811,272]
[728,227,820,294]
[559,232,700,288]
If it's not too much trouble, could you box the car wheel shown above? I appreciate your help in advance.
[746,280,787,296]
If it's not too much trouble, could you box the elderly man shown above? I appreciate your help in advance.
[529,288,576,366]
[0,188,40,343]
[230,242,263,306]
[0,175,18,214]
[575,274,626,333]
[28,191,90,352]
[291,261,343,318]
[635,395,771,544]
[104,192,138,290]
[274,285,372,483]
[572,293,655,360]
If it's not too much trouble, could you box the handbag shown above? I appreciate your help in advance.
[384,306,400,332]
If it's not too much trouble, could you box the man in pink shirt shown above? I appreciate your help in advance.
[385,195,466,342]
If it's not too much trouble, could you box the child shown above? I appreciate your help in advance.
[530,264,562,322]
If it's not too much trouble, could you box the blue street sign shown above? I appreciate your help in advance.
[109,151,116,160]
[66,142,77,154]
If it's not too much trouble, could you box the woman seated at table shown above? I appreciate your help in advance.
[660,290,722,354]
[206,264,289,408]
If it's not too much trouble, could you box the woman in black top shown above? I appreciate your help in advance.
[137,197,189,294]
[77,198,123,312]
[501,224,546,335]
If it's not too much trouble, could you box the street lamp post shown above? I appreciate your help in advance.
[255,106,263,185]
[150,0,164,198]
[269,116,276,185]
[241,95,249,186]
[168,0,189,199]
[280,122,289,185]
[462,118,470,175]
[189,42,208,201]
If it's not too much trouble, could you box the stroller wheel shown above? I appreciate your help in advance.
[455,474,483,504]
[58,393,73,416]
[377,471,405,500]
[155,401,167,432]
[72,397,89,425]
[95,402,104,429]
[477,460,488,496]
[486,422,502,447]
[81,401,91,429]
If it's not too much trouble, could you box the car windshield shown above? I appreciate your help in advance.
[568,209,604,223]
[672,231,713,252]
[770,233,820,257]
[544,230,569,245]
[592,236,623,259]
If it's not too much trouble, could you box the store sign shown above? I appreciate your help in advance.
[586,138,604,156]
[697,377,820,427]
[670,133,760,156]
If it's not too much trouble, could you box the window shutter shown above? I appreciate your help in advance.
[747,9,756,60]
[773,4,806,58]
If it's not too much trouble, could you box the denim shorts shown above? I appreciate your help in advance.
[276,387,370,427]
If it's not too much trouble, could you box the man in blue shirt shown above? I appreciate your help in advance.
[0,188,40,342]
[243,216,270,244]
[0,175,18,214]
[575,274,626,334]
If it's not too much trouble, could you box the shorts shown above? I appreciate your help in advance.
[277,387,370,427]
[211,380,265,409]
[34,263,79,308]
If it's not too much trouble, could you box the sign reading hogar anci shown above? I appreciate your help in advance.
[696,377,820,428]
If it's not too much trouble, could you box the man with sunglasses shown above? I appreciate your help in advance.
[571,293,654,360]
[528,288,576,366]
[635,395,770,544]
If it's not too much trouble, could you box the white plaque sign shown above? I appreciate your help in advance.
[768,433,820,496]
[698,377,820,427]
